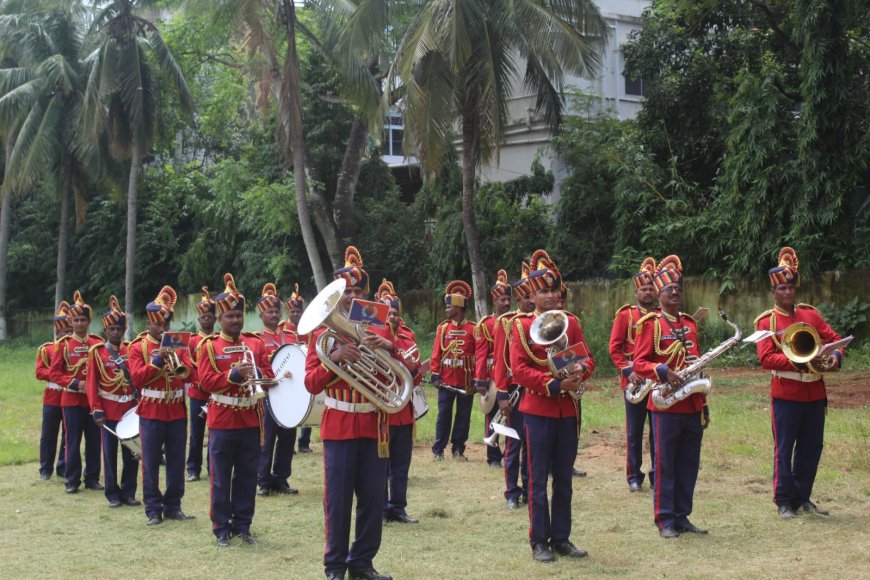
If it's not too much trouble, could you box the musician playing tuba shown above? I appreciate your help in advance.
[303,246,409,580]
[633,256,709,539]
[754,247,845,520]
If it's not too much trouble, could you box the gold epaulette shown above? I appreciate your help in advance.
[636,311,657,326]
[243,331,261,337]
[615,304,631,318]
[55,334,72,345]
[753,309,774,326]
[89,333,103,340]
[474,314,494,341]
[680,312,696,323]
[796,303,817,311]
[130,331,149,344]
[514,311,535,318]
[88,343,105,355]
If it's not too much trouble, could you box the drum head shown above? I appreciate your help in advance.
[267,344,312,428]
[115,406,140,439]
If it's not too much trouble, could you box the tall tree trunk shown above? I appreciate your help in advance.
[331,116,369,263]
[461,115,488,319]
[124,142,141,340]
[54,157,73,311]
[0,138,13,343]
[280,0,328,290]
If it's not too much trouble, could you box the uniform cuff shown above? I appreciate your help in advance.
[150,355,166,368]
[655,365,669,381]
[430,373,441,384]
[547,379,561,397]
[228,367,243,385]
[92,410,104,421]
[496,391,510,401]
[69,379,80,391]
[621,366,633,378]
[473,380,488,390]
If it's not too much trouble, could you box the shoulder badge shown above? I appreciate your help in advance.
[753,309,774,326]
[615,304,631,317]
[637,311,657,326]
[796,303,817,311]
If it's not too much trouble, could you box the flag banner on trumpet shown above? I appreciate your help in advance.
[160,332,191,350]
[491,420,520,441]
[348,299,389,329]
[817,335,853,356]
[549,342,592,375]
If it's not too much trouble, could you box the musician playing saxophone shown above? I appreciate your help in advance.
[755,247,844,520]
[633,256,708,539]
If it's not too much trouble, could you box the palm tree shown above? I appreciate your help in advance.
[0,1,98,323]
[82,0,193,336]
[389,0,607,317]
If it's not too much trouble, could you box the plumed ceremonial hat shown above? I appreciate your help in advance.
[490,269,511,301]
[768,247,800,287]
[68,291,91,320]
[53,300,71,332]
[146,286,177,324]
[215,274,245,314]
[102,295,126,329]
[376,278,400,312]
[633,257,657,290]
[444,280,472,309]
[196,286,216,315]
[513,261,532,298]
[526,250,562,292]
[653,255,683,292]
[257,283,281,314]
[333,246,369,293]
[285,283,305,311]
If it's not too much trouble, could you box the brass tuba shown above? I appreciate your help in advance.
[780,322,821,364]
[530,310,583,400]
[297,279,413,414]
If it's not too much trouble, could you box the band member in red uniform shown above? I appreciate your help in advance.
[374,279,422,524]
[495,262,534,509]
[430,280,476,462]
[609,257,658,492]
[36,301,72,480]
[51,291,103,494]
[128,286,196,526]
[304,246,401,580]
[754,247,844,519]
[187,287,215,482]
[633,256,708,539]
[199,274,274,547]
[510,250,593,562]
[283,284,312,452]
[559,283,587,479]
[87,296,140,508]
[257,283,298,497]
[474,269,511,469]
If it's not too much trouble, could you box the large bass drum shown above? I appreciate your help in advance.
[115,406,142,458]
[267,344,324,428]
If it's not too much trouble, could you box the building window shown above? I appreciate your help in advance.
[382,113,404,156]
[625,76,645,97]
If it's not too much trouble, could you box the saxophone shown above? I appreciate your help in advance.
[650,311,742,410]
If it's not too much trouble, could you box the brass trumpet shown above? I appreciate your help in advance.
[530,310,583,400]
[483,389,521,449]
[239,348,277,400]
[159,334,189,379]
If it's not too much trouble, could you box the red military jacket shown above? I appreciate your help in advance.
[430,318,476,391]
[187,331,212,401]
[370,323,422,427]
[633,311,703,414]
[280,320,306,345]
[259,327,292,359]
[50,333,103,409]
[609,305,654,389]
[128,332,195,422]
[492,311,520,393]
[510,311,595,418]
[36,342,63,406]
[755,304,843,402]
[86,342,136,421]
[198,331,272,430]
[473,314,497,387]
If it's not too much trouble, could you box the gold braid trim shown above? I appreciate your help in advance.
[205,338,220,372]
[90,345,126,392]
[769,313,781,349]
[514,318,548,366]
[38,344,50,367]
[652,319,685,367]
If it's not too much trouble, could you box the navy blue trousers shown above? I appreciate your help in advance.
[40,404,66,477]
[485,405,504,464]
[62,406,101,488]
[432,388,473,455]
[187,398,208,477]
[209,427,260,538]
[323,438,388,576]
[524,413,577,547]
[503,404,528,501]
[258,412,296,488]
[624,392,655,485]
[385,424,413,516]
[140,417,186,518]
[298,427,312,449]
[102,419,139,502]
[652,411,703,529]
[771,398,826,508]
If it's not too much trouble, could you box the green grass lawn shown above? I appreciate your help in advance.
[1,345,868,579]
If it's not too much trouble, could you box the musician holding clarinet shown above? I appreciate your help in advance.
[510,250,594,563]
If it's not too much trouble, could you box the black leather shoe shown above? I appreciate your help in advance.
[348,567,392,580]
[676,522,708,534]
[506,498,520,510]
[629,482,643,493]
[40,473,51,481]
[298,446,312,454]
[520,495,528,505]
[552,541,588,558]
[432,452,444,461]
[108,499,122,508]
[272,484,299,495]
[532,543,555,563]
[85,482,105,491]
[257,486,270,497]
[65,485,79,494]
[796,501,829,516]
[325,572,344,580]
[778,505,797,520]
[121,497,142,506]
[488,461,502,469]
[216,535,230,548]
[165,511,195,521]
[186,473,200,482]
[659,526,679,538]
[452,451,468,462]
[147,515,163,526]
[572,468,587,477]
[385,512,419,524]
[235,532,257,545]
